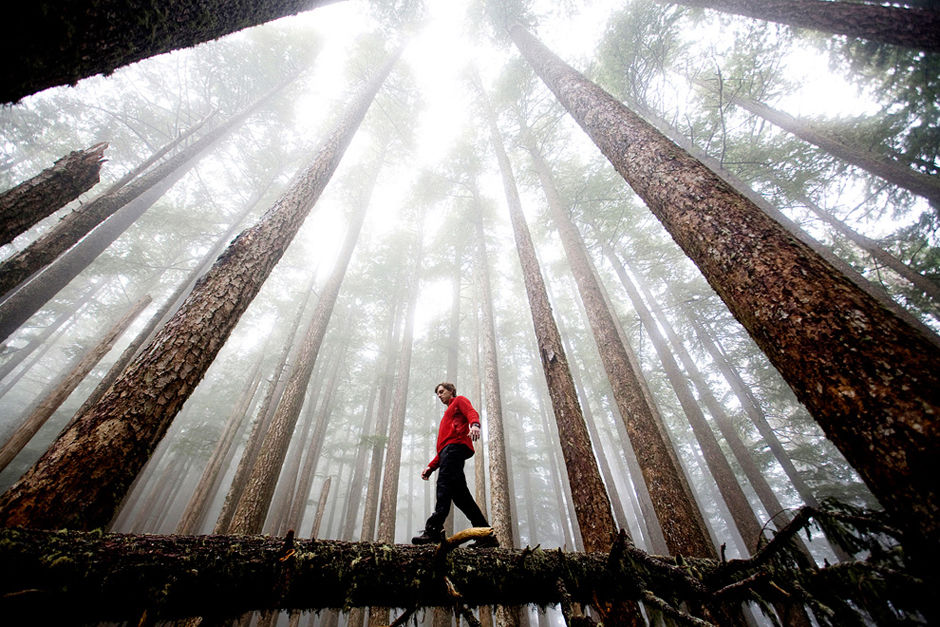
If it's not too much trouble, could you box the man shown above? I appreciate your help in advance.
[411,382,498,547]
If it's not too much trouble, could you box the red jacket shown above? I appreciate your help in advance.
[427,395,480,470]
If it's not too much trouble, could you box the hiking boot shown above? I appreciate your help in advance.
[469,534,499,549]
[411,529,444,544]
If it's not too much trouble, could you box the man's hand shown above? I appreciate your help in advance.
[470,424,481,442]
[421,466,433,481]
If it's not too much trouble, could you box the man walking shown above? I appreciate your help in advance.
[411,382,498,547]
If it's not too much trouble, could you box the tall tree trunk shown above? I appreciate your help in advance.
[470,183,514,552]
[376,230,423,544]
[524,132,716,559]
[512,25,940,560]
[341,390,378,540]
[476,78,642,627]
[709,86,940,207]
[310,475,332,538]
[214,271,319,534]
[1,0,341,102]
[229,163,377,536]
[0,52,397,531]
[662,0,940,50]
[0,294,151,472]
[0,79,295,342]
[0,143,107,246]
[175,353,267,534]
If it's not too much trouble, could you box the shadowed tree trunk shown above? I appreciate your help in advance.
[0,294,151,473]
[0,52,398,531]
[1,0,341,102]
[661,0,940,50]
[523,131,716,559]
[341,391,378,540]
[0,143,107,246]
[476,78,642,627]
[0,79,295,342]
[512,25,940,561]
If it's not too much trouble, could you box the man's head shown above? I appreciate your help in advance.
[435,382,456,405]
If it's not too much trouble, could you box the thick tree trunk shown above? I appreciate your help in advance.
[0,80,294,342]
[630,98,939,348]
[0,53,397,531]
[70,188,267,425]
[0,294,151,472]
[663,0,940,50]
[0,0,340,102]
[512,25,940,560]
[0,143,107,246]
[525,135,716,559]
[715,88,940,207]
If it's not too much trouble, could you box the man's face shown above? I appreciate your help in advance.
[436,386,454,405]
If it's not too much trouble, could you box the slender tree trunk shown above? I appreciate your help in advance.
[0,143,107,246]
[1,0,341,102]
[0,280,104,390]
[797,192,940,307]
[341,388,378,540]
[712,87,940,207]
[229,161,377,536]
[0,53,397,531]
[662,0,940,50]
[439,243,460,627]
[175,354,267,535]
[0,294,151,472]
[376,231,423,544]
[470,182,514,552]
[0,79,295,342]
[310,476,332,538]
[512,25,940,560]
[524,133,716,559]
[476,76,641,627]
[215,271,319,534]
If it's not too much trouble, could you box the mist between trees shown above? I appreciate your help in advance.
[0,0,938,625]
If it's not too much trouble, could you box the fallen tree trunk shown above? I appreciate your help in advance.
[0,510,926,625]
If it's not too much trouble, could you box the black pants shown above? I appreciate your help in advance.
[425,444,489,532]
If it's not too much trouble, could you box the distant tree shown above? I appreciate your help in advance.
[511,24,940,563]
[0,0,341,102]
[0,52,397,531]
[0,143,107,246]
[660,0,940,50]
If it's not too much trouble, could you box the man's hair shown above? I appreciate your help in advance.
[434,382,456,395]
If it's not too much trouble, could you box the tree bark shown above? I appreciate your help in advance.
[0,52,397,531]
[663,0,940,51]
[512,25,940,561]
[0,294,151,472]
[524,133,716,559]
[0,143,107,246]
[0,0,341,102]
[0,79,294,342]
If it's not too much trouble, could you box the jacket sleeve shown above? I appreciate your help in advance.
[428,453,440,470]
[457,396,480,427]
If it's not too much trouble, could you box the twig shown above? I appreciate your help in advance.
[456,604,481,627]
[389,606,417,627]
[641,590,714,627]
